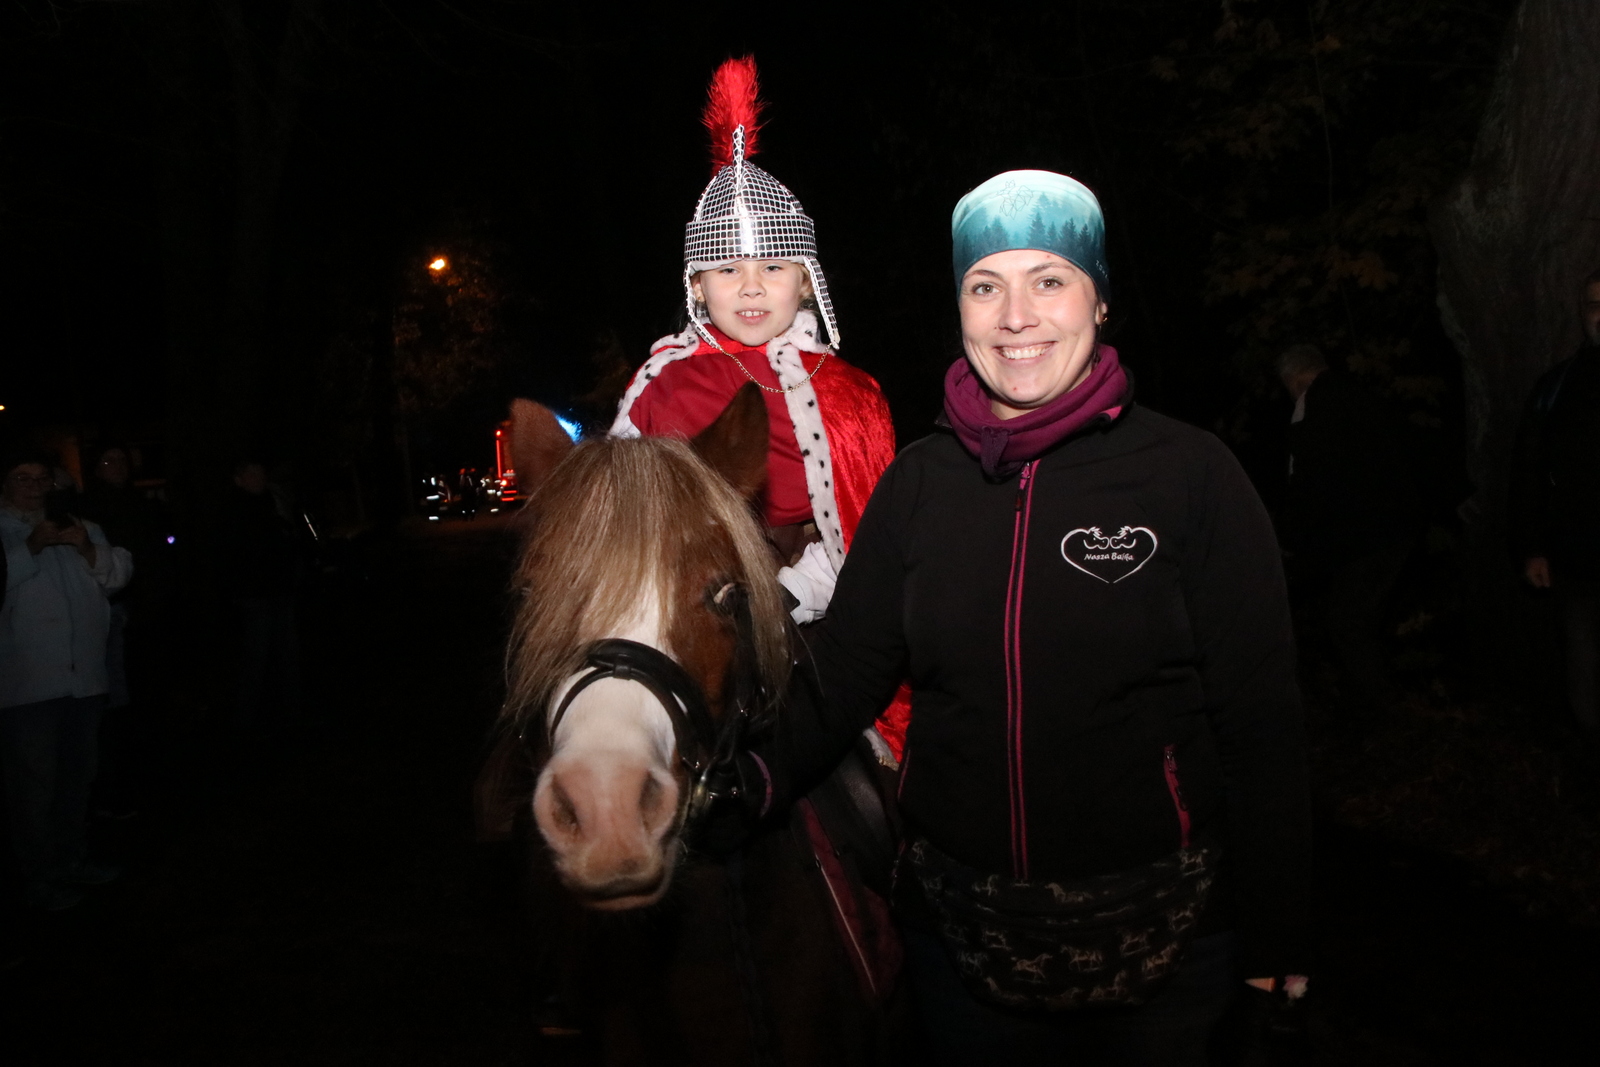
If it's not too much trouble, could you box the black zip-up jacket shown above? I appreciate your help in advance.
[760,404,1310,979]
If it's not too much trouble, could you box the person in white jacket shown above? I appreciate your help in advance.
[0,450,132,910]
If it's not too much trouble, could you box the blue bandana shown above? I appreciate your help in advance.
[951,170,1110,299]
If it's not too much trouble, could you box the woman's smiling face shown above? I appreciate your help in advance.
[692,259,812,348]
[958,249,1107,420]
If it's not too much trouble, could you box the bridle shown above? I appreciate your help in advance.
[533,583,776,832]
[521,580,793,1063]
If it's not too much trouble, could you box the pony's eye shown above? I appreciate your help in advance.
[705,580,741,615]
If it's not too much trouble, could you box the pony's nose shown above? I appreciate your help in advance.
[533,761,681,907]
[534,760,680,880]
[540,776,583,841]
[639,770,674,836]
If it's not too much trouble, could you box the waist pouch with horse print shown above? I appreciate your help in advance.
[904,838,1213,1012]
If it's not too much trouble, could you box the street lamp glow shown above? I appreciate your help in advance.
[428,257,447,272]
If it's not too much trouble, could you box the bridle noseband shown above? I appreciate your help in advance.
[548,639,718,769]
[537,601,773,831]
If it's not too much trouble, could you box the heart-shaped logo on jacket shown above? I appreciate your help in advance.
[1060,525,1158,584]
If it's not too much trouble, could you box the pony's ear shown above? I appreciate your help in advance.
[692,382,769,502]
[508,398,574,496]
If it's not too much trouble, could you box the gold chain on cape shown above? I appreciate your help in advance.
[705,334,830,395]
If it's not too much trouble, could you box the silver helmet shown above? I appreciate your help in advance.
[683,124,840,349]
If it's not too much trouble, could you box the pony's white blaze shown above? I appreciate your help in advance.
[531,588,684,909]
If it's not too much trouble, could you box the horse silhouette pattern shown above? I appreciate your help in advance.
[908,838,1211,1011]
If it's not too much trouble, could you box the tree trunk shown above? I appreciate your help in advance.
[1429,0,1600,675]
[215,0,319,446]
[147,0,225,506]
[144,0,319,496]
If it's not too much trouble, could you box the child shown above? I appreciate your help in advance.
[611,56,909,758]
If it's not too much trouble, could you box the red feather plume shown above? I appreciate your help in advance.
[702,56,764,174]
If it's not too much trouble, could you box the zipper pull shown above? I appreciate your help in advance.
[1164,746,1188,811]
[1163,744,1192,850]
[1015,461,1034,510]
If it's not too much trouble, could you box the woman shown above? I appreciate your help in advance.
[748,171,1311,1063]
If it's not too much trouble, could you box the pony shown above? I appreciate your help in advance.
[482,385,904,1066]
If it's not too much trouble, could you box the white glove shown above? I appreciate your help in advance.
[777,540,837,625]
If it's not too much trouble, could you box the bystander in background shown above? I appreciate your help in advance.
[76,444,167,818]
[0,448,132,910]
[1511,268,1600,748]
[1277,345,1427,720]
[225,459,304,744]
[456,468,480,522]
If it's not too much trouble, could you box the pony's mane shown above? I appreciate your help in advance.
[503,435,789,732]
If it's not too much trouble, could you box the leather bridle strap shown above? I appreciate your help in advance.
[537,584,778,830]
[546,639,728,775]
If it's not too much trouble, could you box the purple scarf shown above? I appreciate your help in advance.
[943,345,1129,478]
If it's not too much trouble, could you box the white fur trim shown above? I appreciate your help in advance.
[609,310,845,570]
[609,323,703,437]
[863,726,899,770]
[766,311,846,569]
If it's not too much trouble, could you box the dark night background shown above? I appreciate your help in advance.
[4,1,1600,1064]
[0,1,1513,483]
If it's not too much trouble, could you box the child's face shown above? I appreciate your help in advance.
[692,260,812,348]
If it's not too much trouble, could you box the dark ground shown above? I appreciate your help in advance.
[1,516,1596,1065]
